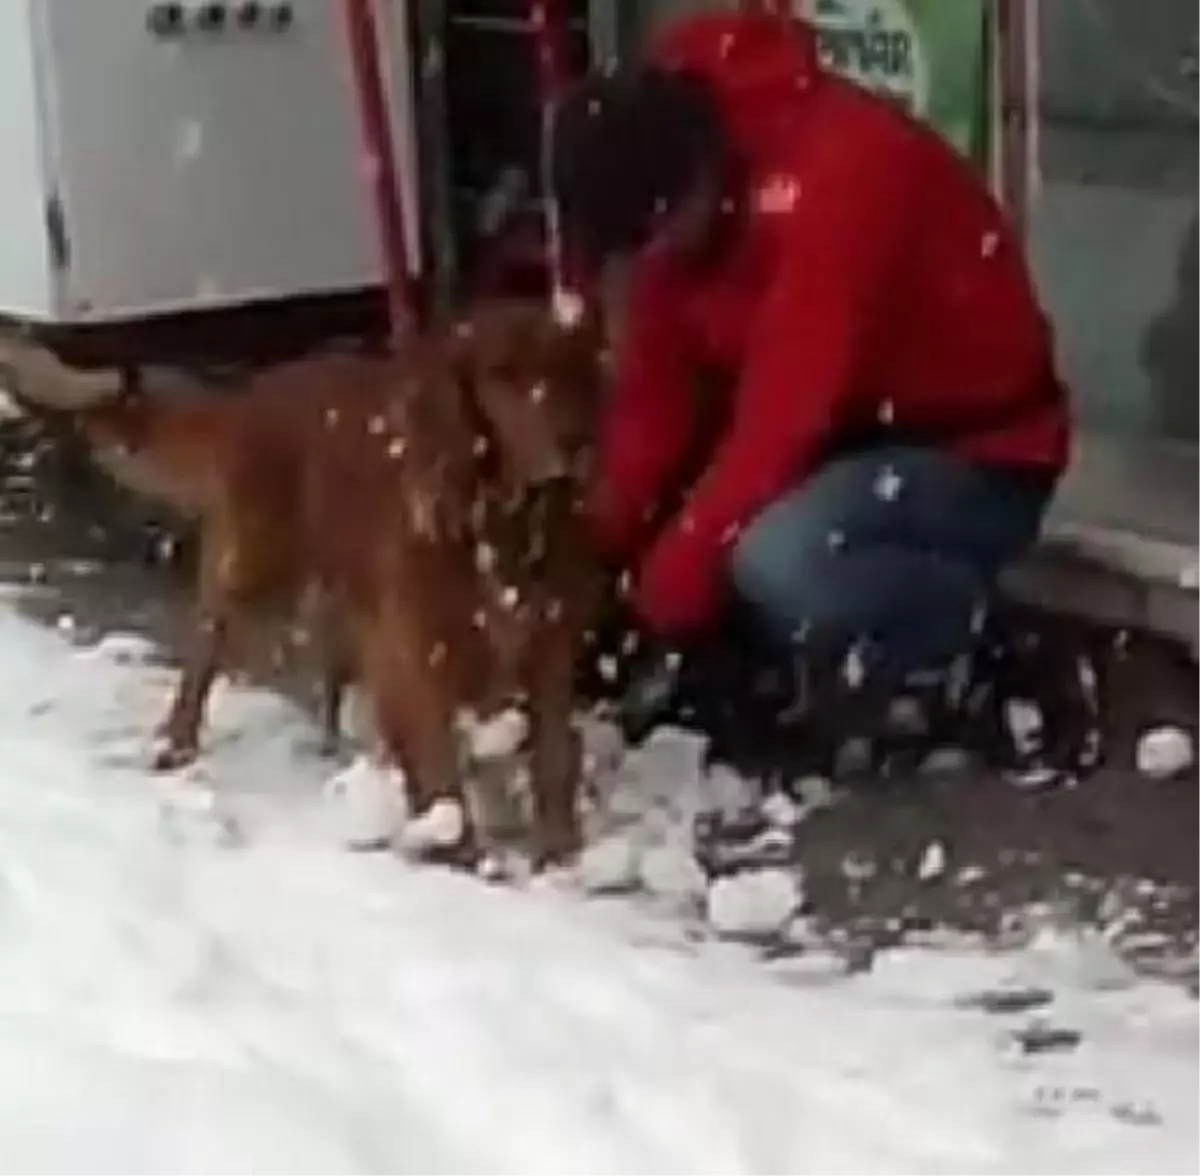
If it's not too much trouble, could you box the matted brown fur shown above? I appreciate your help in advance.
[73,301,608,867]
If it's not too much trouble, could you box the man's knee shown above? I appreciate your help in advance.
[729,503,835,637]
[730,496,988,673]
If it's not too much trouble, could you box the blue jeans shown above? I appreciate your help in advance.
[728,447,1054,680]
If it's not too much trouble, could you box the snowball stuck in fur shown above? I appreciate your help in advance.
[552,288,586,328]
[461,708,528,762]
[706,869,802,939]
[1135,726,1195,781]
[322,755,407,850]
[398,799,466,855]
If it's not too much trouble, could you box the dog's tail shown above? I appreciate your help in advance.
[0,334,228,517]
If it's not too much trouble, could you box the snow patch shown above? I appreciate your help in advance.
[0,604,1194,1172]
[322,754,406,850]
[577,833,642,894]
[461,707,527,762]
[78,630,159,666]
[706,869,802,939]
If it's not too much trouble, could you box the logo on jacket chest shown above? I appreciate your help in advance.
[754,174,802,217]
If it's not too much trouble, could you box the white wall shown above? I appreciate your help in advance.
[1029,0,1197,445]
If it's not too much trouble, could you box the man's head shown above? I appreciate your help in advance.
[550,65,732,269]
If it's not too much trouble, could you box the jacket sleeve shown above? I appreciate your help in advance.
[593,253,698,554]
[668,131,917,558]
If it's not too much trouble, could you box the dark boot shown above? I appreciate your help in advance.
[962,604,1106,788]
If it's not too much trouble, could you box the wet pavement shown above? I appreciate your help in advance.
[1,410,1196,984]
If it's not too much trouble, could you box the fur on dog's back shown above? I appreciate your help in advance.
[74,395,228,516]
[72,354,384,516]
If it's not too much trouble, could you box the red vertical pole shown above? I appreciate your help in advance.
[339,0,415,345]
[529,0,573,301]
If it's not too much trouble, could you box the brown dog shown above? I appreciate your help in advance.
[73,301,608,866]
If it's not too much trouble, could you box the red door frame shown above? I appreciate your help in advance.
[339,0,417,344]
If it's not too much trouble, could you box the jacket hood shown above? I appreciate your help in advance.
[647,13,824,159]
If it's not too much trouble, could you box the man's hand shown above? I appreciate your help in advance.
[633,522,726,636]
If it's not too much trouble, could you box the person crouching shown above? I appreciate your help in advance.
[551,11,1071,766]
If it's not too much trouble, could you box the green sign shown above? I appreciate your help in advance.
[800,0,990,164]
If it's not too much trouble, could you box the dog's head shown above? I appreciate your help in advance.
[447,297,606,496]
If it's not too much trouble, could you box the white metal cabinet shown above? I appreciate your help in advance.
[0,1,56,319]
[0,0,421,324]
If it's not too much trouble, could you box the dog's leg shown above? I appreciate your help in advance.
[317,663,349,759]
[524,608,585,870]
[154,507,272,770]
[360,603,478,865]
[314,594,352,758]
[155,607,227,770]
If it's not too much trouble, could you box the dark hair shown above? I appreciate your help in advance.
[550,66,726,265]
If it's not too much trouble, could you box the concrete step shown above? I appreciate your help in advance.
[1007,434,1197,654]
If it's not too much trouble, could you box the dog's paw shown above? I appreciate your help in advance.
[315,731,343,761]
[151,735,199,773]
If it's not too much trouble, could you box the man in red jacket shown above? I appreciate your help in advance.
[552,12,1070,727]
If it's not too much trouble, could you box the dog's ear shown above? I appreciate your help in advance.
[393,342,480,535]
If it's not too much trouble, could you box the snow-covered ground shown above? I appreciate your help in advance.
[0,594,1195,1175]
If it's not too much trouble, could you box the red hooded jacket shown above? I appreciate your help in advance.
[596,13,1071,633]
